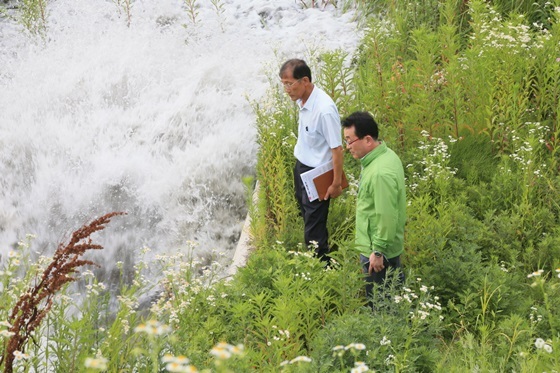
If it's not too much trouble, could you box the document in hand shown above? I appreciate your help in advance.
[300,160,349,202]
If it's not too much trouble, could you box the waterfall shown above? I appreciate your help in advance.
[0,0,359,276]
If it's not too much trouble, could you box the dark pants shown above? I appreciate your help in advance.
[360,254,405,307]
[294,160,331,262]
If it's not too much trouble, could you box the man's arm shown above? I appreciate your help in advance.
[323,146,344,200]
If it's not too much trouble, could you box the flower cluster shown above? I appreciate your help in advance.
[0,320,14,338]
[380,336,391,346]
[7,250,21,266]
[499,261,510,273]
[470,4,548,58]
[271,325,291,342]
[332,342,367,358]
[529,306,543,325]
[118,294,139,313]
[85,282,106,297]
[351,361,370,373]
[394,280,444,322]
[429,69,447,89]
[209,342,244,360]
[345,173,359,197]
[407,132,457,194]
[535,338,553,353]
[345,343,366,351]
[280,355,312,367]
[294,272,312,281]
[527,269,549,288]
[162,354,197,372]
[134,320,171,336]
[527,269,544,278]
[151,244,228,328]
[13,350,30,361]
[507,123,549,180]
[0,329,15,338]
[84,355,108,370]
[287,250,315,259]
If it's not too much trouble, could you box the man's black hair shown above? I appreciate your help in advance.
[341,111,379,140]
[279,59,312,82]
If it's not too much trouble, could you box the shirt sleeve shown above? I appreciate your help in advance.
[319,112,342,149]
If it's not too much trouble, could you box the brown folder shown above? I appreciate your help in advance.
[313,170,349,201]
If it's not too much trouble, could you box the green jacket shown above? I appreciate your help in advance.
[355,142,406,259]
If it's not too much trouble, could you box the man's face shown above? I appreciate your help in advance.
[343,126,368,159]
[280,70,306,101]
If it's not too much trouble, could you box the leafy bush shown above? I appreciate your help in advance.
[310,275,444,372]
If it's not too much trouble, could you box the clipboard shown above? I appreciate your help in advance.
[313,169,349,201]
[300,160,349,202]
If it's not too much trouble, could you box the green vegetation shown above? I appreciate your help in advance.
[2,0,560,371]
[0,0,49,36]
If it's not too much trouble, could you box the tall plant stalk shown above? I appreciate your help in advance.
[0,212,124,373]
[184,0,199,25]
[114,0,132,27]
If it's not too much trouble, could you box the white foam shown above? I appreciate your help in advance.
[0,0,360,269]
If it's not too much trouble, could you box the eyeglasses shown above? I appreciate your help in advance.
[345,137,361,146]
[281,79,301,89]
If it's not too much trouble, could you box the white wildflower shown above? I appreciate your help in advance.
[13,351,30,361]
[290,356,312,363]
[380,336,391,346]
[84,357,108,370]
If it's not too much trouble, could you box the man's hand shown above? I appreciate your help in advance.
[323,183,343,200]
[368,252,385,275]
[324,146,344,200]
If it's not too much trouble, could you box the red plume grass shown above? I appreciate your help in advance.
[1,212,125,373]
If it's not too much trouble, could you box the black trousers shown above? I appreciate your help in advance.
[360,254,405,307]
[294,160,331,262]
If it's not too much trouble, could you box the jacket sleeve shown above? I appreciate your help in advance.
[369,173,399,251]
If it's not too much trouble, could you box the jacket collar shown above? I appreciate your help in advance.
[360,141,387,168]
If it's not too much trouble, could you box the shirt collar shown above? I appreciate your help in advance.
[297,86,317,111]
[360,141,387,168]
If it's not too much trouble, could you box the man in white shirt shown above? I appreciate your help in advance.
[279,59,344,262]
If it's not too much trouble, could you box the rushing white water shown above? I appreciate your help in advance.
[0,0,360,274]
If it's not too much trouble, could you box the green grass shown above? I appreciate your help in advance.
[2,0,560,371]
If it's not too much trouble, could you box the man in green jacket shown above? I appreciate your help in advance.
[342,111,406,304]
